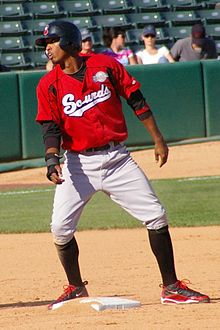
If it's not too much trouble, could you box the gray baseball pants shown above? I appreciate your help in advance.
[51,143,168,245]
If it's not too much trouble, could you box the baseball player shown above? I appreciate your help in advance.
[35,20,210,310]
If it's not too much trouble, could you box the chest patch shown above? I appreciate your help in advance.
[62,84,111,117]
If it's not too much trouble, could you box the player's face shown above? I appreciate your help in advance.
[45,38,68,64]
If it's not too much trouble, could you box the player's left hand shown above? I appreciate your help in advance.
[154,140,169,167]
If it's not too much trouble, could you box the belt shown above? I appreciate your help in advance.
[84,141,120,152]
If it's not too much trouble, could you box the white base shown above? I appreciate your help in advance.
[80,297,141,311]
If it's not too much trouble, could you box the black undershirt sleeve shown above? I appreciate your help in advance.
[41,121,62,151]
[127,89,152,121]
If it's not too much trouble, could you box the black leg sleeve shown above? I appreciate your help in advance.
[55,236,83,286]
[147,225,178,286]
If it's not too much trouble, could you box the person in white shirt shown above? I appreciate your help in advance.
[136,25,174,65]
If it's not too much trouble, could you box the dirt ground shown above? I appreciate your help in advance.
[0,141,220,330]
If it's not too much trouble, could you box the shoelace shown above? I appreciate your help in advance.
[56,284,76,303]
[159,278,191,289]
[56,281,88,303]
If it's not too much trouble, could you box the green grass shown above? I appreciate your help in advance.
[0,176,220,233]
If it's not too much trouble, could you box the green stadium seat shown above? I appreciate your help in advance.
[93,14,132,29]
[1,52,33,70]
[0,21,28,36]
[126,12,166,28]
[164,25,192,40]
[0,3,31,21]
[196,9,220,24]
[27,50,48,69]
[23,2,66,19]
[70,16,95,30]
[92,0,135,14]
[205,1,220,9]
[0,36,31,53]
[164,0,203,11]
[205,24,220,39]
[162,10,201,26]
[214,40,220,54]
[23,19,53,35]
[127,0,169,12]
[58,0,100,17]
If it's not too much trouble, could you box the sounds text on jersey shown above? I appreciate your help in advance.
[62,84,111,117]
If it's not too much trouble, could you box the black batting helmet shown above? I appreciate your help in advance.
[35,20,82,51]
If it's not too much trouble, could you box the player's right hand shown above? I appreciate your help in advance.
[47,164,65,184]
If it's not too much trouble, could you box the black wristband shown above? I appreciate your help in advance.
[45,153,62,167]
[45,153,62,181]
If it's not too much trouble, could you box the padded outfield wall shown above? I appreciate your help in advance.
[0,60,219,169]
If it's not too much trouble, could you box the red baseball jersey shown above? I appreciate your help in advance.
[36,54,145,151]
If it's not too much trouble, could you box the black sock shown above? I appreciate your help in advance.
[55,236,83,286]
[147,225,178,287]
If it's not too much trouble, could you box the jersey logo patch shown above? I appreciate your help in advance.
[62,84,111,117]
[93,71,108,83]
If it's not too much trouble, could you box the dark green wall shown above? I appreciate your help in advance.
[202,60,220,137]
[125,61,205,145]
[18,71,45,159]
[0,60,219,165]
[0,73,21,161]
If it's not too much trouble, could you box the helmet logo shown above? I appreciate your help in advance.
[43,25,49,36]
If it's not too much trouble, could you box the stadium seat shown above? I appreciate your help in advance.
[92,14,132,29]
[70,16,95,30]
[205,24,220,39]
[23,19,53,35]
[205,1,220,9]
[162,10,201,26]
[0,36,31,53]
[213,39,220,54]
[164,0,203,11]
[58,0,100,17]
[127,0,169,12]
[92,0,135,15]
[0,21,28,36]
[126,27,170,45]
[126,12,166,28]
[27,50,48,69]
[0,3,31,21]
[0,53,33,70]
[196,9,220,24]
[23,2,66,19]
[163,25,192,40]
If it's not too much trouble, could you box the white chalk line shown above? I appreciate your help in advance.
[0,188,55,196]
[1,176,220,196]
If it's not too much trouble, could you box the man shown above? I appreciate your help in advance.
[171,23,217,61]
[79,28,95,57]
[35,20,210,310]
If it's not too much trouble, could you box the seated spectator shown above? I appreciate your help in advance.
[79,29,95,57]
[102,27,137,65]
[136,25,174,65]
[170,23,218,62]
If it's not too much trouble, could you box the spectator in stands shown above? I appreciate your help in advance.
[79,29,95,57]
[170,23,218,62]
[102,27,137,65]
[136,25,174,65]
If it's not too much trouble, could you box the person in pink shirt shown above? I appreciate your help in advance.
[102,26,137,65]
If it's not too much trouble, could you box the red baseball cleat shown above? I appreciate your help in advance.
[48,281,89,310]
[161,279,210,304]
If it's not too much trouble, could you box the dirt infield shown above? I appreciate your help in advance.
[0,141,220,329]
